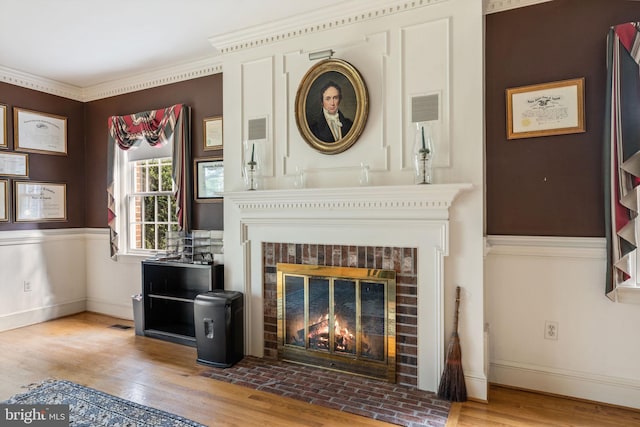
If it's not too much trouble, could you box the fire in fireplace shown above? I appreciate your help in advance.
[277,263,396,381]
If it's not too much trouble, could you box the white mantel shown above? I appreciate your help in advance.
[224,183,472,392]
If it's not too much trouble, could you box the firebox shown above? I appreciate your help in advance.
[277,263,396,382]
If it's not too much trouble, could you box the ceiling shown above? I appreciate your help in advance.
[0,0,355,88]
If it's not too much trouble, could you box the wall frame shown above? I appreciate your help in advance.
[14,107,68,155]
[203,116,223,150]
[295,58,369,155]
[0,104,6,149]
[194,157,223,202]
[0,179,7,222]
[14,181,67,222]
[0,152,28,177]
[506,77,585,139]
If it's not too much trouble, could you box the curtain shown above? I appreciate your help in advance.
[604,23,640,299]
[107,104,192,259]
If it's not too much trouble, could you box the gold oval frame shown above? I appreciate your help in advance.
[295,58,369,155]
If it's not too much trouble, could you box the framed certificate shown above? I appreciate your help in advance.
[203,116,223,150]
[0,152,28,177]
[0,180,7,222]
[15,181,67,222]
[0,104,6,149]
[506,78,585,139]
[14,108,67,155]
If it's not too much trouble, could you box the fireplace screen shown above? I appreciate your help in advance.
[277,264,396,382]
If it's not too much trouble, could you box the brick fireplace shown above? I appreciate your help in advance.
[224,184,470,392]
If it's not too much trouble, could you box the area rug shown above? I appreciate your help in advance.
[2,379,206,427]
[201,356,450,427]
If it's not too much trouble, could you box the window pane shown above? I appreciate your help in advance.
[144,224,156,250]
[169,199,177,222]
[149,163,159,191]
[133,162,146,192]
[160,162,173,192]
[130,223,143,250]
[143,196,156,222]
[157,196,169,221]
[158,224,168,250]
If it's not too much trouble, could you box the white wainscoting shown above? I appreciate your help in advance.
[485,235,640,409]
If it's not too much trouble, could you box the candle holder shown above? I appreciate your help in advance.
[413,124,433,185]
[243,141,262,191]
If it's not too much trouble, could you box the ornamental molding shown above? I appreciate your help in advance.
[484,0,552,14]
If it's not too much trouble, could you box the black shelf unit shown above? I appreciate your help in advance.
[142,260,223,347]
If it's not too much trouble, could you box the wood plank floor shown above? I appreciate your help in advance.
[1,312,639,427]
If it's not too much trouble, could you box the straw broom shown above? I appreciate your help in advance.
[437,286,467,402]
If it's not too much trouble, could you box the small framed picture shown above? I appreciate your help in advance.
[506,77,585,139]
[194,157,223,202]
[0,179,8,222]
[203,116,223,150]
[0,104,6,149]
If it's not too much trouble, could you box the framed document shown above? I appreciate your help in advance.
[14,108,67,155]
[0,104,6,149]
[203,116,223,150]
[194,157,223,201]
[506,78,585,140]
[0,179,7,222]
[15,181,67,222]
[0,152,28,177]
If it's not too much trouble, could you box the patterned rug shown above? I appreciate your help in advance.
[1,379,206,427]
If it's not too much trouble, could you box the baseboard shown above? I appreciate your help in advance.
[86,298,133,322]
[490,360,640,410]
[0,300,86,332]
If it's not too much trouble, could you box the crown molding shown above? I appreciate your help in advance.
[0,65,84,101]
[81,57,222,102]
[209,0,449,55]
[484,0,552,14]
[0,57,222,102]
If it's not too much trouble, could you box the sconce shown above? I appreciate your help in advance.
[308,49,334,61]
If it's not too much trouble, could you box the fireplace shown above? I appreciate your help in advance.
[224,184,471,392]
[277,263,397,381]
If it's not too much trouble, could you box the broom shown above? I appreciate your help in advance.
[437,285,467,402]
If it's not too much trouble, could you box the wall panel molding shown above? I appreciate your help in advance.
[484,0,552,14]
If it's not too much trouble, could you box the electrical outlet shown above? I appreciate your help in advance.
[544,320,558,340]
[23,281,32,292]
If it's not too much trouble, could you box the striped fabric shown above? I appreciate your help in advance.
[604,23,640,300]
[106,104,192,259]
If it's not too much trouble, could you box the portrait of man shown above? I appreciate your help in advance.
[295,59,369,155]
[308,80,353,143]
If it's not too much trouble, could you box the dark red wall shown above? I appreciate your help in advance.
[84,74,223,230]
[0,83,84,230]
[486,0,640,236]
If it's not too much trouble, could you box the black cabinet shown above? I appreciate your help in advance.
[142,260,223,346]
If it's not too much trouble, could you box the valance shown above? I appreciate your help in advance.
[107,104,192,259]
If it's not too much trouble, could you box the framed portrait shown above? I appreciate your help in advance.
[0,104,6,149]
[14,107,67,155]
[295,58,369,155]
[506,78,585,139]
[0,152,28,177]
[0,179,7,222]
[14,181,67,222]
[194,157,223,202]
[203,116,223,150]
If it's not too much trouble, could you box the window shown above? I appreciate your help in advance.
[114,139,176,256]
[128,158,178,252]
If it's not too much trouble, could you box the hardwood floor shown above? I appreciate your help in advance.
[1,312,639,427]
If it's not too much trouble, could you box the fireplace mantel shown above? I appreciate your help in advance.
[223,182,472,392]
[224,183,472,220]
